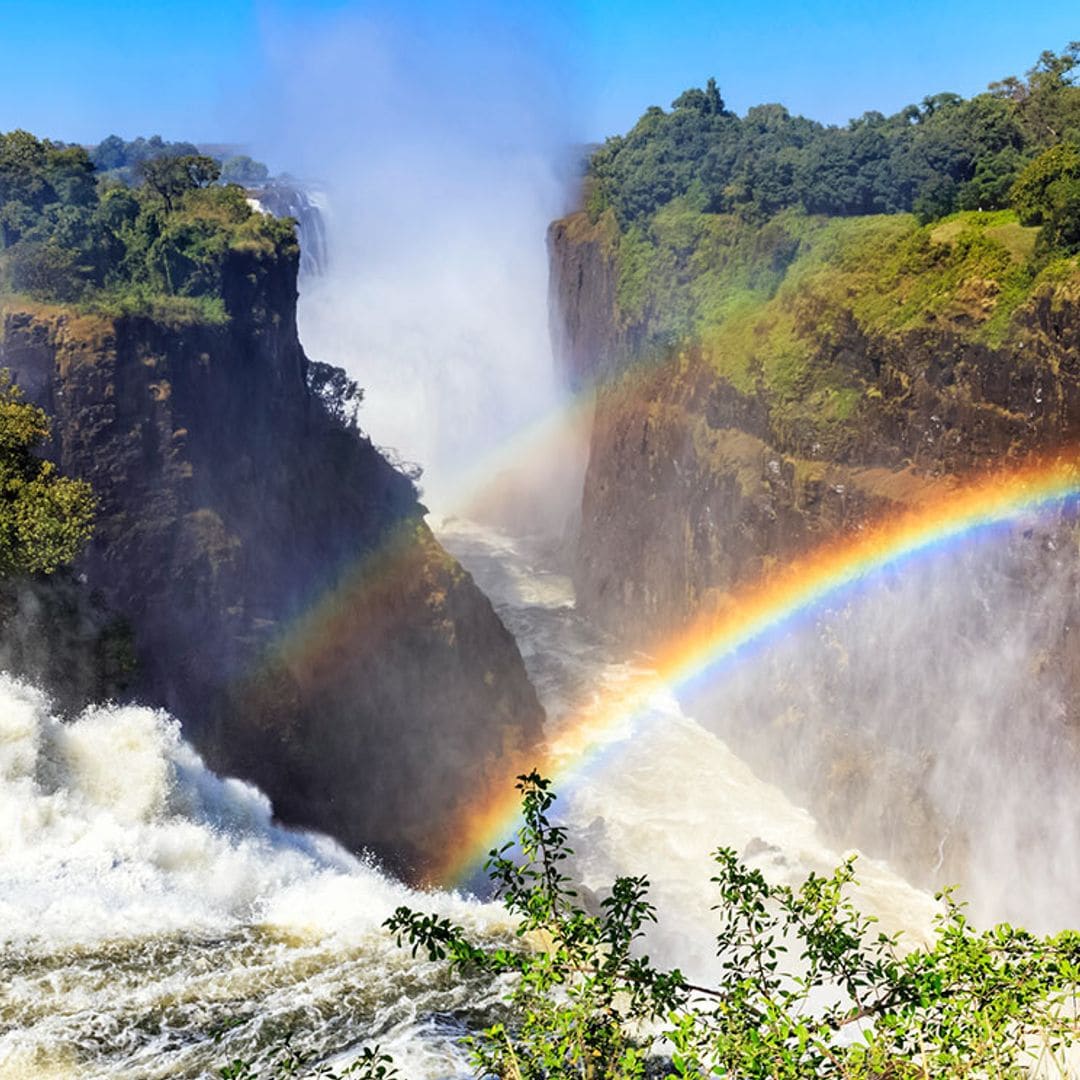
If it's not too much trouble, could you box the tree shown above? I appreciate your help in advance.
[90,134,127,172]
[220,155,269,185]
[387,772,686,1078]
[0,127,292,314]
[0,372,94,575]
[1041,174,1080,252]
[1010,142,1080,253]
[0,130,50,211]
[1011,142,1080,222]
[138,154,221,212]
[990,43,1080,147]
[704,76,725,116]
[385,772,1080,1079]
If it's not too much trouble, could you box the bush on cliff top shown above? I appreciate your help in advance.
[1010,143,1080,254]
[0,129,295,317]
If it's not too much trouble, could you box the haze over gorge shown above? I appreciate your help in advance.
[3,7,1080,1077]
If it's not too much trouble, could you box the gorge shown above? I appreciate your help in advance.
[0,186,543,881]
[4,33,1080,1077]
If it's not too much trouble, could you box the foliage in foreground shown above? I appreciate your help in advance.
[0,371,93,575]
[217,1040,399,1080]
[388,773,1080,1077]
[224,772,1080,1078]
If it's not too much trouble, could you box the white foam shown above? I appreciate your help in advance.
[0,674,511,1077]
[0,675,499,949]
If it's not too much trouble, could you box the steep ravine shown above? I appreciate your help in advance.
[548,207,1080,892]
[0,238,543,880]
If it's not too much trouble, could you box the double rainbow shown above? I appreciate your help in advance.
[432,451,1080,886]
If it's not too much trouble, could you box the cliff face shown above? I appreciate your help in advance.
[0,572,134,713]
[0,239,543,880]
[550,209,1080,644]
[549,206,1080,888]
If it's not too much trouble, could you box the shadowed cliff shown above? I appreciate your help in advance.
[0,225,543,881]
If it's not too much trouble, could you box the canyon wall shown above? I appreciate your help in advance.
[551,209,1080,645]
[549,206,1080,889]
[0,234,542,879]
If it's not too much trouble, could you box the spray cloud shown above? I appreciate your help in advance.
[250,2,585,520]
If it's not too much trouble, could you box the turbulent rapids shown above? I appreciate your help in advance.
[0,522,946,1077]
[0,671,511,1077]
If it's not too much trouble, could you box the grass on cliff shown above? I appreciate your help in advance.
[594,199,1080,453]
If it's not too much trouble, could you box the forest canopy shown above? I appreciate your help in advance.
[0,130,293,318]
[587,44,1080,252]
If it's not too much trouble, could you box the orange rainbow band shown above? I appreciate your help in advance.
[252,353,679,694]
[432,450,1080,886]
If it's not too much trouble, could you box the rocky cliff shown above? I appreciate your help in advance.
[549,204,1080,889]
[551,207,1080,643]
[0,232,543,880]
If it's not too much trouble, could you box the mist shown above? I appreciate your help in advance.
[249,2,586,523]
[681,517,1080,933]
[234,0,1079,947]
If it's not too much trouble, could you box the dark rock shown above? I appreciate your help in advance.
[0,239,543,881]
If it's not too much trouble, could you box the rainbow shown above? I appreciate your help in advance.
[432,451,1080,886]
[252,356,660,696]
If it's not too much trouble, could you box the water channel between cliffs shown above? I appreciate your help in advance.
[0,517,941,1078]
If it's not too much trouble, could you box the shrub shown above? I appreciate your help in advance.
[386,772,1080,1079]
[0,371,94,575]
[219,771,1080,1077]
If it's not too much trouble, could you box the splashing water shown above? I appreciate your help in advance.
[0,675,511,1078]
[1,521,948,1074]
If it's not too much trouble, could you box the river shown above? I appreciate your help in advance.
[0,519,936,1077]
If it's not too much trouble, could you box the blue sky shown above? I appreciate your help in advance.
[0,0,1076,156]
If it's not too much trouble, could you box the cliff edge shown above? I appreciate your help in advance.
[1,228,543,880]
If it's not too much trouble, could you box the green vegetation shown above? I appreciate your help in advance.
[90,133,203,184]
[571,43,1080,462]
[0,129,295,320]
[220,154,270,185]
[388,773,1080,1078]
[89,134,270,188]
[226,773,1080,1077]
[0,371,93,575]
[590,196,1076,454]
[307,359,365,429]
[218,1042,399,1080]
[587,45,1080,230]
[1010,144,1080,254]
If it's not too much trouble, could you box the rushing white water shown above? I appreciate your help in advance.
[0,521,941,1076]
[437,521,940,986]
[0,676,512,1078]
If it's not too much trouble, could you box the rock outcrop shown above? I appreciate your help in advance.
[0,233,543,880]
[548,206,1080,894]
[550,210,1080,646]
